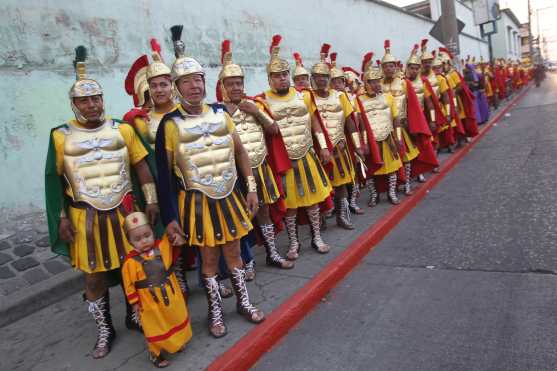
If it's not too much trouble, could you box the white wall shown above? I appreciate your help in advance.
[492,11,522,59]
[0,0,488,220]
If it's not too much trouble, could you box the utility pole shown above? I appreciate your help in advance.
[440,0,460,63]
[528,0,533,62]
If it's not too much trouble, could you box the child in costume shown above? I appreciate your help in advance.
[121,212,192,368]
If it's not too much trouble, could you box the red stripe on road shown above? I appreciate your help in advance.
[207,85,531,371]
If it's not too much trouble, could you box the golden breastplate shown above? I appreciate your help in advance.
[231,109,267,168]
[266,91,312,160]
[382,78,407,119]
[361,95,393,141]
[60,120,132,211]
[314,91,345,146]
[174,108,237,199]
[427,73,440,97]
[410,78,425,109]
[145,111,163,148]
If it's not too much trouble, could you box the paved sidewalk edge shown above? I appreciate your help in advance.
[0,268,83,328]
[207,86,532,371]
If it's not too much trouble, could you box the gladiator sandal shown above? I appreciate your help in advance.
[85,291,116,359]
[403,162,414,196]
[202,275,227,338]
[284,215,300,261]
[336,197,355,230]
[244,260,256,282]
[260,224,294,269]
[348,183,364,215]
[367,180,378,207]
[174,255,190,297]
[307,207,330,254]
[388,173,400,205]
[230,267,265,324]
[218,280,233,299]
[124,299,142,332]
[149,352,170,368]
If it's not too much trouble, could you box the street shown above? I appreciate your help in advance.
[255,76,557,371]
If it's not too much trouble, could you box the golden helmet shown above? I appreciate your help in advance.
[361,52,374,78]
[125,54,149,107]
[311,43,331,76]
[146,38,171,81]
[381,40,397,65]
[431,51,443,68]
[406,44,421,66]
[267,34,289,74]
[439,47,452,64]
[364,59,383,81]
[329,52,344,80]
[69,46,103,99]
[293,52,309,78]
[342,66,361,85]
[218,39,244,80]
[420,39,434,61]
[169,25,204,82]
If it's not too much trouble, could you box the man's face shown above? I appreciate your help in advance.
[433,65,442,74]
[270,71,291,94]
[176,74,205,104]
[293,75,309,89]
[382,62,396,78]
[223,76,244,103]
[406,64,420,80]
[366,79,382,94]
[331,77,346,91]
[421,59,432,73]
[443,62,451,73]
[312,74,329,91]
[148,76,172,106]
[73,95,104,123]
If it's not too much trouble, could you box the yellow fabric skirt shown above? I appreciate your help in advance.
[178,189,252,248]
[401,127,420,163]
[284,150,332,209]
[374,135,403,175]
[69,205,133,274]
[253,160,280,205]
[122,238,192,356]
[330,144,355,188]
[457,97,466,119]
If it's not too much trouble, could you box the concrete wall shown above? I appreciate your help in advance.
[0,0,488,221]
[492,11,522,60]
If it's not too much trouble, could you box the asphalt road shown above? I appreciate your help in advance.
[255,77,557,371]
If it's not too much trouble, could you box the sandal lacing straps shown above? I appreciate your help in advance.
[307,207,330,254]
[86,291,116,359]
[388,173,400,205]
[230,267,265,323]
[367,180,378,207]
[284,215,300,260]
[260,224,294,269]
[202,274,227,338]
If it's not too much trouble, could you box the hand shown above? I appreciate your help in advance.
[166,220,186,247]
[319,148,331,164]
[246,192,259,217]
[145,203,159,226]
[59,217,75,243]
[264,122,280,136]
[238,100,259,116]
[362,145,370,156]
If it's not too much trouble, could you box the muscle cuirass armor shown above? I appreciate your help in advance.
[144,111,163,148]
[265,91,313,160]
[314,90,346,146]
[382,78,407,119]
[174,108,237,199]
[360,94,394,142]
[427,72,440,97]
[230,109,267,168]
[409,77,425,109]
[61,120,132,211]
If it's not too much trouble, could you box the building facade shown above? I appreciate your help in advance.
[491,8,522,60]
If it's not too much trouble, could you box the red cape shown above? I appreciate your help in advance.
[404,79,439,176]
[455,71,479,137]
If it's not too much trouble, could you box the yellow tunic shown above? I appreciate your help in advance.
[52,119,147,273]
[122,237,192,356]
[436,75,456,132]
[164,104,252,248]
[355,94,403,175]
[447,70,466,119]
[314,90,355,188]
[262,88,332,209]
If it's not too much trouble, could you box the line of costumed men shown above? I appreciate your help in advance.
[45,25,532,366]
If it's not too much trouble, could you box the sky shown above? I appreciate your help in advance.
[384,0,557,60]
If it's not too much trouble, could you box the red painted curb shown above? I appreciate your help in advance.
[207,85,531,371]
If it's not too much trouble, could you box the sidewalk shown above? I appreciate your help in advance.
[0,90,525,370]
